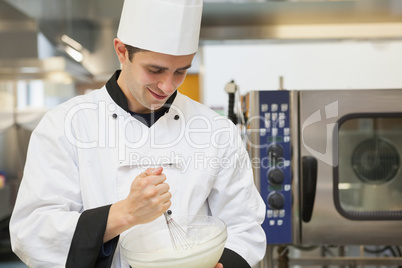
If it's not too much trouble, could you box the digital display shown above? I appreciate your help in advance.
[268,185,283,191]
[268,136,283,143]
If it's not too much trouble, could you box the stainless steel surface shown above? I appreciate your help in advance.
[284,256,402,265]
[0,127,24,180]
[248,89,402,268]
[0,57,92,82]
[247,91,261,192]
[0,1,39,60]
[2,0,402,81]
[263,245,274,268]
[200,0,402,40]
[0,79,77,221]
[0,185,11,220]
[298,89,402,245]
[5,0,402,30]
[289,91,300,246]
[247,91,266,268]
[261,244,402,267]
[0,1,94,82]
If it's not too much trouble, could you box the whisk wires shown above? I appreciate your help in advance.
[164,210,194,250]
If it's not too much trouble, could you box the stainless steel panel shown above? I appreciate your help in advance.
[289,91,301,245]
[247,91,261,191]
[0,184,11,220]
[299,89,402,245]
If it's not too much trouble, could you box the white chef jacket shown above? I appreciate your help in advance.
[10,82,266,267]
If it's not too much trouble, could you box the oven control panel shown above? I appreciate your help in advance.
[257,90,292,244]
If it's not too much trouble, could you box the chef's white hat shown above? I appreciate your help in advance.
[117,0,203,56]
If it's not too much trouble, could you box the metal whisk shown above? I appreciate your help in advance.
[163,210,194,250]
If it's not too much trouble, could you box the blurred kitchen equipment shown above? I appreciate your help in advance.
[164,210,194,250]
[244,89,402,246]
[0,77,77,256]
[224,80,238,125]
[121,215,227,268]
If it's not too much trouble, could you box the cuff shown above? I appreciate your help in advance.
[219,248,251,268]
[66,205,119,268]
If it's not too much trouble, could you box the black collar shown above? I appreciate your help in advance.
[105,70,177,127]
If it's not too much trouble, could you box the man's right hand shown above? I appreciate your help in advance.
[103,167,171,242]
[125,167,171,225]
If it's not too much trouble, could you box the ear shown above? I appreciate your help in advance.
[114,38,128,64]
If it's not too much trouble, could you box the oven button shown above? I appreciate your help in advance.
[267,210,273,218]
[267,192,285,210]
[267,168,284,185]
[267,143,284,160]
[279,209,285,217]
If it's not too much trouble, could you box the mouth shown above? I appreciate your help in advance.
[148,88,168,100]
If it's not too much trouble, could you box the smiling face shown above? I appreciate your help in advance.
[114,39,195,114]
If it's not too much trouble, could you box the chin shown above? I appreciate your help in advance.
[148,104,164,112]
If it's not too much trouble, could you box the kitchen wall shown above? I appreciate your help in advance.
[201,39,402,112]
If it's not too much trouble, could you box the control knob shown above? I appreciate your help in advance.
[267,168,284,185]
[268,192,285,210]
[267,144,284,161]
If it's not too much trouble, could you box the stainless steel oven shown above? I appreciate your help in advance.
[244,89,402,247]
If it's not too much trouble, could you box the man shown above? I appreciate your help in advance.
[10,0,266,267]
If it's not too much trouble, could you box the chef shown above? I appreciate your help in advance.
[10,0,267,267]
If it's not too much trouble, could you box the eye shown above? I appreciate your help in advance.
[175,70,186,75]
[148,68,162,74]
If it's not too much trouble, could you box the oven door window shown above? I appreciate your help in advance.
[336,115,402,220]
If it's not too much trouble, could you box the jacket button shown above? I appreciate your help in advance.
[112,113,117,118]
[174,115,179,120]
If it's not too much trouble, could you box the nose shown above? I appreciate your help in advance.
[157,74,176,94]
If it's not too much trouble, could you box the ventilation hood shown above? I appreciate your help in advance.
[6,0,402,40]
[0,0,93,83]
[2,0,402,82]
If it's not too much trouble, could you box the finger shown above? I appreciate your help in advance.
[141,167,154,178]
[151,167,163,175]
[162,200,172,212]
[158,187,172,201]
[138,173,166,189]
[155,181,170,193]
[149,173,167,186]
[160,192,172,206]
[141,167,163,178]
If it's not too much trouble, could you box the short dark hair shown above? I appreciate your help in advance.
[124,44,148,62]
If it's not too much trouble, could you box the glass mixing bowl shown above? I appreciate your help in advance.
[121,215,227,268]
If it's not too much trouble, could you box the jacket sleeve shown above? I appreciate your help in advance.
[66,205,119,268]
[208,121,267,267]
[9,107,84,267]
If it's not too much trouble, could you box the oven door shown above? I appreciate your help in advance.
[298,89,402,245]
